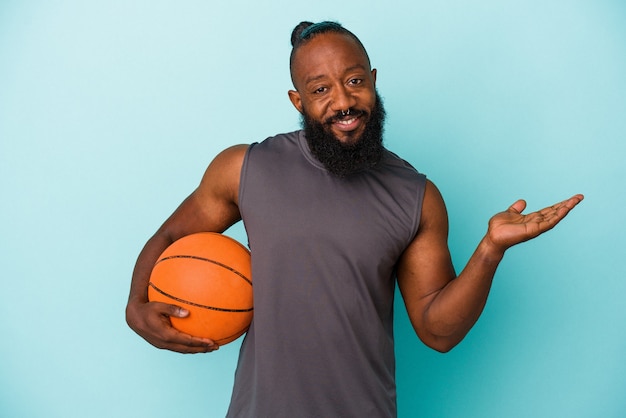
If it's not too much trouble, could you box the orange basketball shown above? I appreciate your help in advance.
[148,232,252,345]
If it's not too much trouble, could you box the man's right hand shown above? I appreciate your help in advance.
[126,300,219,354]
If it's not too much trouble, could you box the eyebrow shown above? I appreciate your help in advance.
[303,64,369,86]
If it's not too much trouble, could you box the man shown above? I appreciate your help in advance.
[126,21,583,417]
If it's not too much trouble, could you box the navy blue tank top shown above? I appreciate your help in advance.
[227,130,426,418]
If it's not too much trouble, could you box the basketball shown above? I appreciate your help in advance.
[148,232,253,345]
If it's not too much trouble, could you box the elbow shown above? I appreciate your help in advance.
[417,332,462,353]
[429,340,457,353]
[416,316,471,353]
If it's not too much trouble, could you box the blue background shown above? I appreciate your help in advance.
[1,1,624,417]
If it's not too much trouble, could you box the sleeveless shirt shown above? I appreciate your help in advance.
[226,130,427,418]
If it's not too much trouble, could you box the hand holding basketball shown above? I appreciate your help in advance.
[126,297,219,354]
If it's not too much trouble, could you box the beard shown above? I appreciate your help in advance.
[301,92,386,178]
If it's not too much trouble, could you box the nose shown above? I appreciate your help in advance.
[330,85,356,113]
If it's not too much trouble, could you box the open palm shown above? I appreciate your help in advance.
[487,194,584,251]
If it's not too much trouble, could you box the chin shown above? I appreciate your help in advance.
[331,128,365,147]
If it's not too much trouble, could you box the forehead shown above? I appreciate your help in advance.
[291,32,370,88]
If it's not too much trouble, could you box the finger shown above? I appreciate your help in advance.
[552,194,584,210]
[164,322,220,351]
[182,333,218,349]
[167,304,189,318]
[529,198,582,231]
[144,302,218,353]
[508,199,527,214]
[542,195,584,218]
[155,328,219,353]
[159,341,219,354]
[168,337,220,354]
[150,301,190,318]
[562,194,585,209]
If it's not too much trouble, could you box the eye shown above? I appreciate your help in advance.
[313,86,327,94]
[348,78,363,86]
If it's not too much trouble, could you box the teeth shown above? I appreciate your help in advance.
[338,118,356,125]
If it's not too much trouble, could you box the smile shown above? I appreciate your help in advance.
[332,116,362,133]
[337,117,358,126]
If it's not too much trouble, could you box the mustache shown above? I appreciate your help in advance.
[324,108,367,125]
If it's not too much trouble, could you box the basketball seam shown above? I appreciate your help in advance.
[148,282,254,313]
[155,254,252,285]
[215,327,248,344]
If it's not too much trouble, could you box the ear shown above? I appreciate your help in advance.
[371,68,377,86]
[288,89,303,114]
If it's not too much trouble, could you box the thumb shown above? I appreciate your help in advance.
[167,304,189,318]
[508,199,527,214]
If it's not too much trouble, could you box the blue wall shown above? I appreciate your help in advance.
[1,1,624,417]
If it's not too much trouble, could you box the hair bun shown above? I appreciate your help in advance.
[290,21,314,47]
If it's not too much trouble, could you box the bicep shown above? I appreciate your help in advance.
[397,180,456,334]
[156,144,248,242]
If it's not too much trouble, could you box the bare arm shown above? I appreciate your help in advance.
[126,144,248,353]
[397,180,583,353]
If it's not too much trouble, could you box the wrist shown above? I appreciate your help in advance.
[478,236,506,263]
[127,292,149,307]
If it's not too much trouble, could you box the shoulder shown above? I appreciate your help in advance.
[247,130,302,154]
[196,144,249,206]
[381,148,419,171]
[205,144,249,180]
[379,149,427,185]
[243,131,307,175]
[215,143,249,165]
[197,130,301,202]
